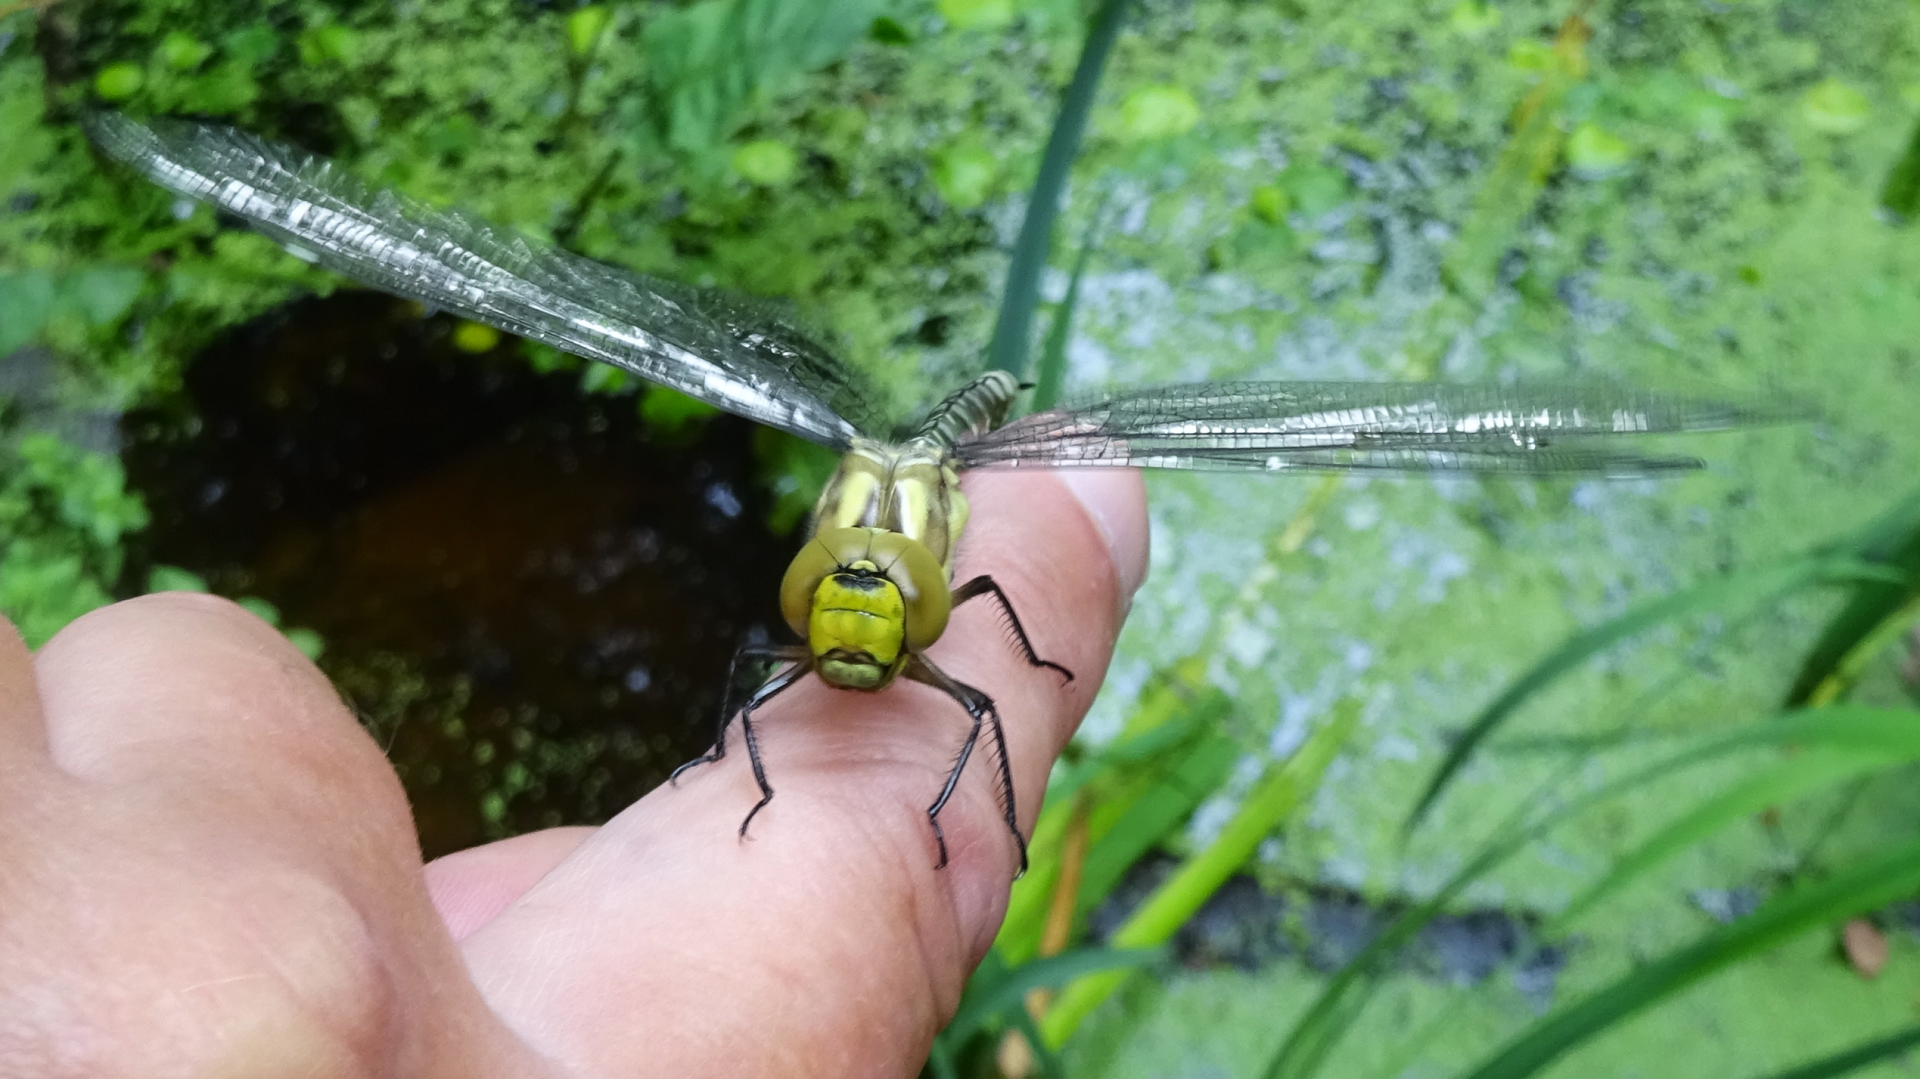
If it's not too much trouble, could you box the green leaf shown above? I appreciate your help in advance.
[931,140,998,209]
[566,6,613,58]
[938,0,1014,31]
[1801,78,1872,136]
[296,24,359,68]
[222,23,281,67]
[1452,833,1920,1079]
[639,383,721,436]
[155,31,214,72]
[283,627,326,661]
[985,0,1133,379]
[868,15,912,44]
[1564,121,1630,178]
[752,426,841,535]
[520,341,580,375]
[581,361,632,395]
[1112,84,1200,142]
[92,62,144,102]
[730,139,799,186]
[1248,183,1290,224]
[1507,39,1557,73]
[235,596,282,627]
[176,61,261,115]
[451,320,501,354]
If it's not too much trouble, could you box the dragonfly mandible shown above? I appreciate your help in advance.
[87,111,1784,874]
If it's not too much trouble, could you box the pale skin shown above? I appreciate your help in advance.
[0,468,1148,1079]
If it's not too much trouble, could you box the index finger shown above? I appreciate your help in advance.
[456,467,1147,1079]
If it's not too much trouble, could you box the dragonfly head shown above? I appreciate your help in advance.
[781,526,951,691]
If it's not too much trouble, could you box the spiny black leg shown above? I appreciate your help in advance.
[669,644,805,785]
[731,661,811,840]
[981,683,1026,872]
[950,575,1073,684]
[907,655,1029,876]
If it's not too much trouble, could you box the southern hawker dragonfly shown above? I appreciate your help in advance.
[87,111,1785,873]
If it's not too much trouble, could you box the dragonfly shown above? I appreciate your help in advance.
[87,111,1785,874]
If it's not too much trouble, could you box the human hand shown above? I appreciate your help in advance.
[0,468,1147,1079]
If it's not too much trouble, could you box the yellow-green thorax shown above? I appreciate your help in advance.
[778,372,1021,691]
[812,436,971,574]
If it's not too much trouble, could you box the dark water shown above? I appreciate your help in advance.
[120,291,795,857]
[1090,855,1565,1005]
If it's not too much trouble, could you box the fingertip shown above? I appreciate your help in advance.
[35,592,363,787]
[426,827,597,940]
[42,591,304,670]
[1054,468,1150,608]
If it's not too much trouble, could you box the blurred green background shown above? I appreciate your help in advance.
[4,0,1920,1076]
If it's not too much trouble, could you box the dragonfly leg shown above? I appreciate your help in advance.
[670,644,805,783]
[731,660,811,840]
[950,575,1073,684]
[905,654,1029,876]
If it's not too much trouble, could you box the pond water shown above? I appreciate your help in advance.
[119,290,793,857]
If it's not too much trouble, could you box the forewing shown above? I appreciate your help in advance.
[955,381,1795,476]
[87,112,883,447]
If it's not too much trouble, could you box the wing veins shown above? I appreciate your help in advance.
[88,112,884,447]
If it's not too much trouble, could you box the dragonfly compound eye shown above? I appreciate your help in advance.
[780,527,952,689]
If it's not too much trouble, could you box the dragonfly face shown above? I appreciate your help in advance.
[88,111,1793,873]
[787,371,1026,691]
[779,526,949,690]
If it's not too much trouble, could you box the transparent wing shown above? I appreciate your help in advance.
[954,381,1796,476]
[87,111,884,448]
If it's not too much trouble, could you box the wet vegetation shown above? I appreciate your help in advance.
[4,0,1920,1076]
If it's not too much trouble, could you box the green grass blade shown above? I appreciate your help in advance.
[1440,13,1590,301]
[925,1037,958,1079]
[995,692,1236,964]
[1028,194,1108,412]
[1549,748,1901,930]
[1406,554,1882,832]
[942,946,1164,1045]
[1749,1024,1920,1079]
[1450,833,1920,1079]
[1881,113,1920,218]
[1039,701,1359,1046]
[1009,1005,1065,1079]
[985,0,1133,379]
[1784,488,1920,706]
[1263,704,1920,1079]
[1073,726,1240,921]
